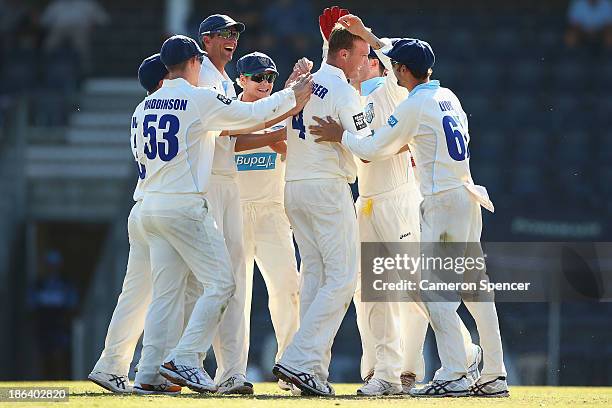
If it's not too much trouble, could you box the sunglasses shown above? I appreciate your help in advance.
[210,29,240,40]
[244,72,277,83]
[390,59,401,67]
[196,54,204,63]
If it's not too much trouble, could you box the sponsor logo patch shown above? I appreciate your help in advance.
[235,152,277,171]
[216,93,233,105]
[388,115,398,127]
[353,112,367,130]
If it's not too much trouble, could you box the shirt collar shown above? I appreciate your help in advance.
[360,76,385,96]
[162,77,191,88]
[409,80,440,97]
[202,55,231,83]
[320,62,348,83]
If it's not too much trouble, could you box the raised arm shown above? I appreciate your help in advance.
[338,15,407,103]
[199,74,312,132]
[310,99,422,162]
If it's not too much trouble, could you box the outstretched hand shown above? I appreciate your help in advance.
[309,116,344,143]
[319,6,350,41]
[337,14,368,38]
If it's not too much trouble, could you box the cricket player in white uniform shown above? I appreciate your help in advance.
[196,14,254,394]
[332,14,483,396]
[233,52,300,391]
[310,38,508,398]
[272,24,371,397]
[131,35,312,394]
[89,54,184,396]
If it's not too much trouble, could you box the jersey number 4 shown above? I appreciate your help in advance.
[442,115,470,161]
[143,114,180,161]
[292,110,306,139]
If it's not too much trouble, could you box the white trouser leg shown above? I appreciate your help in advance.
[93,202,151,375]
[248,203,300,360]
[462,201,506,382]
[420,187,495,381]
[207,179,249,383]
[136,219,189,385]
[141,195,235,370]
[281,180,358,382]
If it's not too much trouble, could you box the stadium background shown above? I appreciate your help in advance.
[0,0,610,386]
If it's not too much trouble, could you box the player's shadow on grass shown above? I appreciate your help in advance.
[71,392,407,400]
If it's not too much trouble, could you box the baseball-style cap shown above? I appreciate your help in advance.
[160,35,206,67]
[384,38,435,76]
[199,14,245,36]
[138,53,168,93]
[236,52,278,75]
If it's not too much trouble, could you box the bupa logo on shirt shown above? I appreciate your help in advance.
[388,115,398,127]
[235,152,277,171]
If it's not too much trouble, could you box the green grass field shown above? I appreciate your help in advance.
[1,382,611,407]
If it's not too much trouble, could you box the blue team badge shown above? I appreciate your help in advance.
[388,115,398,127]
[364,102,375,124]
[235,152,277,171]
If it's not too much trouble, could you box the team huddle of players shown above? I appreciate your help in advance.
[87,7,509,398]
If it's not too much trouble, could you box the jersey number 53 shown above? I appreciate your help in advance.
[143,114,180,161]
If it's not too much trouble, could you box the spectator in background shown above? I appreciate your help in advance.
[40,0,109,74]
[565,0,612,51]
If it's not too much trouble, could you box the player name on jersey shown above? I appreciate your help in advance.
[143,98,188,111]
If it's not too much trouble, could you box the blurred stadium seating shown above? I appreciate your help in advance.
[0,0,610,386]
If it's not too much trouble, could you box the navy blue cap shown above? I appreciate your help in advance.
[160,35,206,67]
[199,14,245,37]
[138,54,168,93]
[383,38,435,76]
[236,52,277,75]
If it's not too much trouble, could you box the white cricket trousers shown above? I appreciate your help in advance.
[353,183,429,385]
[280,179,359,382]
[137,193,234,384]
[206,176,249,383]
[242,201,300,361]
[92,201,201,377]
[420,186,506,382]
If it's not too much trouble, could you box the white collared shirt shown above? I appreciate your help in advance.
[356,38,415,197]
[199,55,239,177]
[342,80,491,209]
[234,94,286,204]
[134,77,296,195]
[285,62,371,183]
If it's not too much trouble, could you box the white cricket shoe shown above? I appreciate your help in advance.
[410,375,471,397]
[88,371,132,394]
[273,363,334,396]
[159,360,217,393]
[400,371,417,394]
[470,376,509,397]
[357,377,402,396]
[133,380,182,395]
[468,344,483,384]
[216,373,254,395]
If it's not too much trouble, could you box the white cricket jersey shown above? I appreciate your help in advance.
[356,39,412,197]
[285,62,371,183]
[130,100,146,201]
[342,80,493,211]
[198,56,238,177]
[235,131,285,204]
[134,77,296,195]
